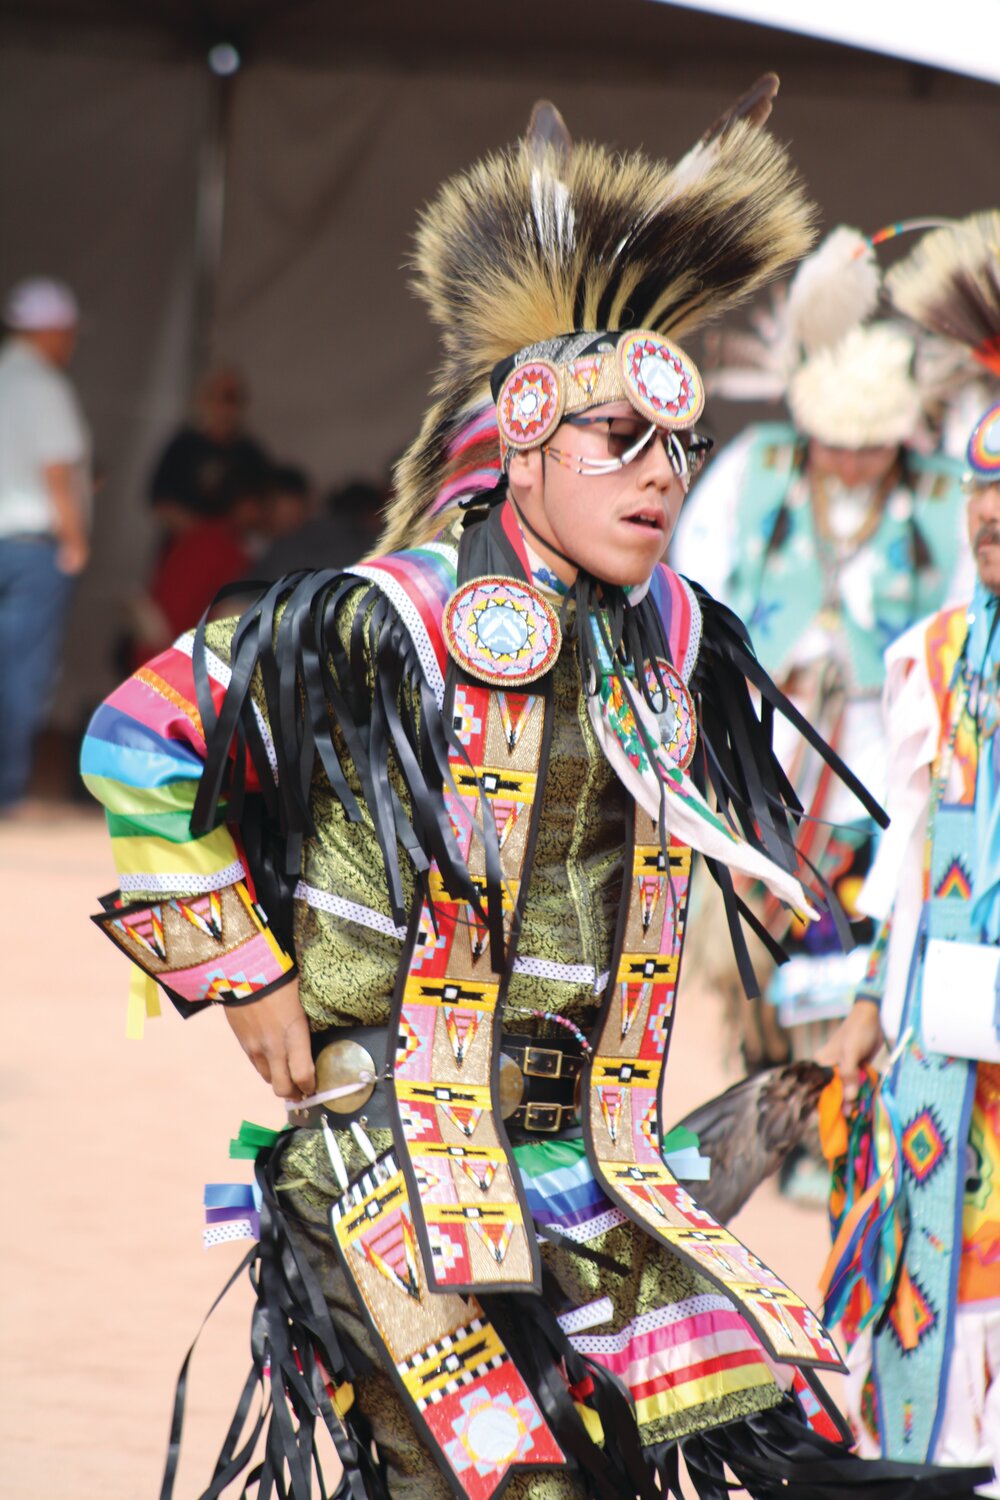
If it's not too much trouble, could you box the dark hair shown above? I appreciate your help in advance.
[323,479,383,518]
[269,463,311,497]
[213,458,274,515]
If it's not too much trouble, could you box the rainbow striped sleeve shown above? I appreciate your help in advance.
[81,637,247,894]
[82,634,293,1031]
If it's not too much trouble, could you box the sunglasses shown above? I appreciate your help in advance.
[543,415,714,484]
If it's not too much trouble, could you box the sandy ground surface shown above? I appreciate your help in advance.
[0,807,843,1499]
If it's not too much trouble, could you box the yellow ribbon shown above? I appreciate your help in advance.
[126,965,161,1040]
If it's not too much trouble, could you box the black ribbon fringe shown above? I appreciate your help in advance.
[659,1401,994,1499]
[160,1137,387,1500]
[187,542,887,995]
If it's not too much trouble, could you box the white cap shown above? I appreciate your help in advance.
[4,277,79,332]
[788,323,922,449]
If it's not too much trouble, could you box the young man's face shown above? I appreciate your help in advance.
[967,481,1000,595]
[507,402,688,588]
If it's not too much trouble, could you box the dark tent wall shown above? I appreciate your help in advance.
[1,13,998,725]
[217,63,1000,484]
[0,42,209,726]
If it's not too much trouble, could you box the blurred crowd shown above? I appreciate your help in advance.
[126,364,385,670]
[0,288,388,813]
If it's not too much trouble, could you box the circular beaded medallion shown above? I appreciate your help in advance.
[618,331,705,429]
[968,400,1000,478]
[496,360,564,449]
[644,658,697,770]
[444,577,561,686]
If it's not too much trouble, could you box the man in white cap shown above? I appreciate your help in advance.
[0,275,91,811]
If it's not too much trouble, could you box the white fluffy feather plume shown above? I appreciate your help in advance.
[705,225,881,405]
[786,225,881,356]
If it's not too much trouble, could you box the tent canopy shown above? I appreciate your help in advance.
[1,2,997,722]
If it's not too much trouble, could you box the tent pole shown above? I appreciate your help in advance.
[190,67,234,392]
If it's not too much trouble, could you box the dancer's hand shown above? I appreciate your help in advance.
[816,1000,883,1112]
[223,978,316,1101]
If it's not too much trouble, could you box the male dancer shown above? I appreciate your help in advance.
[672,228,966,1106]
[82,91,985,1499]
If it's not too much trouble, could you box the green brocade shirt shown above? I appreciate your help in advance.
[290,622,628,1035]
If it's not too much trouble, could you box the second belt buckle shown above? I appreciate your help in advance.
[520,1101,564,1132]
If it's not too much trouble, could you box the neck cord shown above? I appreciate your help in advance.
[507,494,579,575]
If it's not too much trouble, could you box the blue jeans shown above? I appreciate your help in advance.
[0,537,75,806]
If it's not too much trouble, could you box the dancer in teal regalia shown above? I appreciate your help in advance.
[673,228,968,1134]
[819,212,1000,1492]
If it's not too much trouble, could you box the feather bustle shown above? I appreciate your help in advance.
[669,1061,834,1223]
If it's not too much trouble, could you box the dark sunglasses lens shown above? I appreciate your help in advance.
[606,419,649,459]
[685,434,713,478]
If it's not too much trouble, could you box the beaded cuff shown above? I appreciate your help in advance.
[92,881,296,1017]
[854,911,892,1008]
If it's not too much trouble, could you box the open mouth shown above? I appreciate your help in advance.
[623,509,665,531]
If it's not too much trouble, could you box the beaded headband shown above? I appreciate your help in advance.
[491,328,705,458]
[967,400,1000,482]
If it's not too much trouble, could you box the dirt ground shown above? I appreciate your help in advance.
[0,807,843,1499]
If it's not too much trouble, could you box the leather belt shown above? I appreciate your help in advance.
[300,1025,586,1136]
[501,1033,584,1139]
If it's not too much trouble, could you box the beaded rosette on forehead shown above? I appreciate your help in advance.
[493,328,705,458]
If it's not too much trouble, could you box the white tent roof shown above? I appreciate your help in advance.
[663,0,1000,86]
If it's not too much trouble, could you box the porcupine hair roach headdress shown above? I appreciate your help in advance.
[886,210,1000,377]
[381,76,818,553]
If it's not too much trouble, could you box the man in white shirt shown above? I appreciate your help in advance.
[0,277,91,810]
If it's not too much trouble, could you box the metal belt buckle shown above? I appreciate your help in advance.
[523,1045,562,1079]
[522,1102,563,1133]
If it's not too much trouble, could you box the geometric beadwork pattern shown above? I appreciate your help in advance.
[888,1273,937,1352]
[330,1155,564,1500]
[583,808,845,1372]
[901,1108,948,1186]
[92,879,294,1011]
[389,683,547,1296]
[934,857,972,902]
[871,780,982,1461]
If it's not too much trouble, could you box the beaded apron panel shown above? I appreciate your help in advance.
[387,683,549,1295]
[583,807,846,1372]
[330,1151,564,1499]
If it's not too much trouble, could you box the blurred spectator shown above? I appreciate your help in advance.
[0,277,90,812]
[148,365,269,535]
[129,465,270,668]
[255,476,384,580]
[255,463,315,573]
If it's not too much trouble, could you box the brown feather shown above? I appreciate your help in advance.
[525,99,573,164]
[696,71,780,146]
[668,1060,833,1224]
